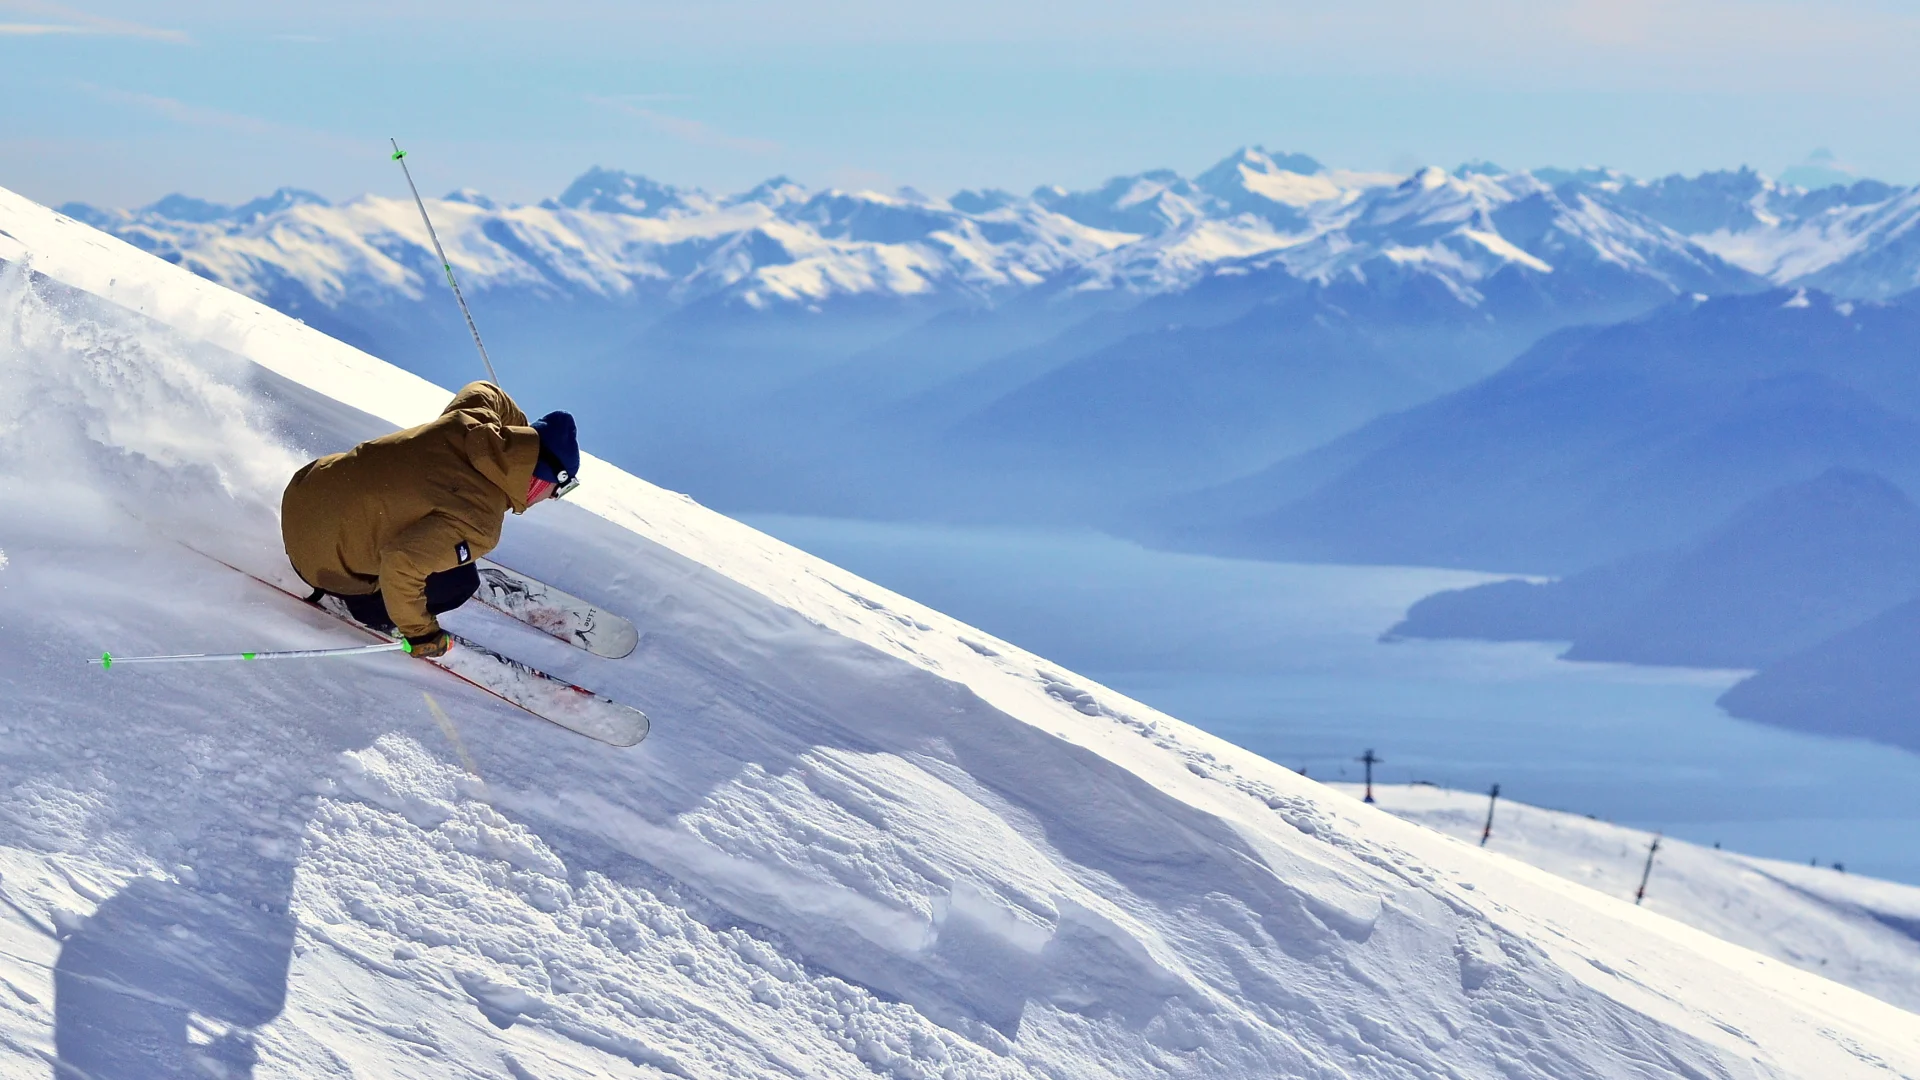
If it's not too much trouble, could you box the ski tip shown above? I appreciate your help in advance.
[599,628,640,660]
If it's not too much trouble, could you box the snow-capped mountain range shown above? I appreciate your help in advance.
[53,148,1920,525]
[60,147,1920,316]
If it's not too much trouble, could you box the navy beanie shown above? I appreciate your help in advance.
[530,411,579,485]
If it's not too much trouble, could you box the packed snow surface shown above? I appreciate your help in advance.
[3,185,1920,1076]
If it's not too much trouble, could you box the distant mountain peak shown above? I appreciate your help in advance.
[1192,147,1338,220]
[731,175,808,209]
[234,187,329,218]
[1032,171,1208,235]
[1209,145,1324,176]
[950,188,1020,214]
[142,193,233,223]
[444,187,498,209]
[1534,166,1629,189]
[1779,148,1862,192]
[56,202,126,228]
[555,166,707,217]
[122,187,330,226]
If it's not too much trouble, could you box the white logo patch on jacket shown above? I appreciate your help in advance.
[456,541,471,564]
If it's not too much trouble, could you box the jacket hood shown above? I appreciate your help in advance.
[442,382,539,513]
[466,425,542,513]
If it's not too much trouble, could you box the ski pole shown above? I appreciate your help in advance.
[90,641,408,669]
[389,138,501,388]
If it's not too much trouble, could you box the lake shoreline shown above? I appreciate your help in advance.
[742,513,1920,884]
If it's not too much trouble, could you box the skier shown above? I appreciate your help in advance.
[280,381,578,659]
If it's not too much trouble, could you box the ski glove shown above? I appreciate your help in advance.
[405,630,452,659]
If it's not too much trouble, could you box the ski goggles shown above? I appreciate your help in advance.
[528,471,580,507]
[535,447,582,502]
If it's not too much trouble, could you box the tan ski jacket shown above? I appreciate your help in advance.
[281,382,541,639]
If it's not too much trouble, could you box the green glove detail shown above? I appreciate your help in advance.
[405,630,452,659]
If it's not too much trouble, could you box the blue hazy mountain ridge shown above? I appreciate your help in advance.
[1151,290,1920,574]
[946,180,1764,509]
[49,151,1920,524]
[1717,598,1920,751]
[945,274,1539,505]
[59,187,331,229]
[1388,468,1920,669]
[1595,167,1898,236]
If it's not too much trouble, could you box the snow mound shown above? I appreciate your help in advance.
[2,184,1919,1076]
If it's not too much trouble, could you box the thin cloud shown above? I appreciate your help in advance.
[600,92,695,104]
[585,94,779,155]
[81,83,279,136]
[78,83,367,154]
[0,1,187,42]
[1003,0,1920,93]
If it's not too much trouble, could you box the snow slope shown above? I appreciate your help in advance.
[3,186,1920,1076]
[1344,783,1920,1016]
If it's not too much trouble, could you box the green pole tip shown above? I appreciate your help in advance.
[100,652,112,670]
[401,638,414,654]
[392,148,406,160]
[242,652,256,661]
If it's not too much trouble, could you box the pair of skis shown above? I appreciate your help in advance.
[314,560,649,747]
[113,552,650,747]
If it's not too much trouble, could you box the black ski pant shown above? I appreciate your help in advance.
[329,563,481,633]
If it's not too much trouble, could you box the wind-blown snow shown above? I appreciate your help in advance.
[3,184,1920,1076]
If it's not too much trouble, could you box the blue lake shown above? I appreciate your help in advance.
[744,514,1920,885]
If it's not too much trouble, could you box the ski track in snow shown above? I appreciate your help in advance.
[1,184,1920,1077]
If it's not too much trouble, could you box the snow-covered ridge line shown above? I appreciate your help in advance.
[1343,782,1920,1015]
[64,147,1920,320]
[8,180,1920,1077]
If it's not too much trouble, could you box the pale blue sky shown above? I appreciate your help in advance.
[5,0,1918,208]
